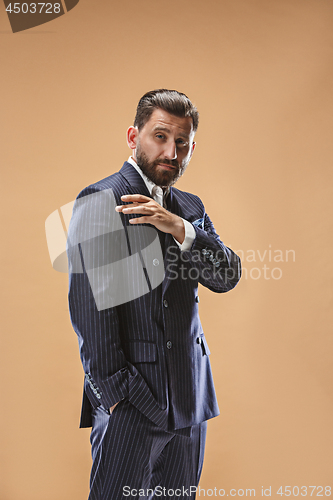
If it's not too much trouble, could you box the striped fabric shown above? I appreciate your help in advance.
[89,400,207,499]
[68,162,241,432]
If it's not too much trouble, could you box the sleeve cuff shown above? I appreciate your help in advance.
[173,219,196,252]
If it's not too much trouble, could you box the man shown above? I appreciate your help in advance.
[67,89,241,499]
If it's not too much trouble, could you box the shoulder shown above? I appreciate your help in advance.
[68,170,125,239]
[76,171,124,201]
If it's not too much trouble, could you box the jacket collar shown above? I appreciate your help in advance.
[119,162,152,198]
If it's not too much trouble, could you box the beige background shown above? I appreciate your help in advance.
[1,0,332,498]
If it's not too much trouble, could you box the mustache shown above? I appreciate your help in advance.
[153,158,180,169]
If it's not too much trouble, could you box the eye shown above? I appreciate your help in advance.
[176,139,188,148]
[155,134,165,140]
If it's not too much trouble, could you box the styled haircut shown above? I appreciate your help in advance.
[134,89,199,132]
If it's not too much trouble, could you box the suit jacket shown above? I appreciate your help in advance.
[67,162,241,433]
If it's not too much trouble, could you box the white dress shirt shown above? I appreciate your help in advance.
[127,157,195,251]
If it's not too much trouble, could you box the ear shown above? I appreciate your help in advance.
[189,141,196,159]
[127,126,138,150]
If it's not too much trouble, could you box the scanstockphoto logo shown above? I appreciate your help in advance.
[3,0,79,33]
[45,189,165,310]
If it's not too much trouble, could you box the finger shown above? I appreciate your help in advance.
[128,216,151,225]
[122,205,154,215]
[115,202,140,212]
[121,194,152,203]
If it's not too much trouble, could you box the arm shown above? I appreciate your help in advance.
[67,185,130,412]
[116,193,241,294]
[185,211,241,293]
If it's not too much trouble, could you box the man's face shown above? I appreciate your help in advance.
[131,108,196,188]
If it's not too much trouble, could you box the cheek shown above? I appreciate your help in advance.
[145,139,161,157]
[180,149,192,165]
[151,146,165,162]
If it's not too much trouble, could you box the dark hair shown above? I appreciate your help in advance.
[134,89,199,132]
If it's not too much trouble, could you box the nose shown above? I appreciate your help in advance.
[164,140,177,160]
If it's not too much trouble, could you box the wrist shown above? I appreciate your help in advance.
[170,216,185,244]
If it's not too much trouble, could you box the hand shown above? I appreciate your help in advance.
[115,194,185,244]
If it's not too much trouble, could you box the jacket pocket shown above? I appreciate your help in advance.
[126,341,157,363]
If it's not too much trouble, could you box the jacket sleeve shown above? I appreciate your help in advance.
[67,185,130,411]
[183,204,241,293]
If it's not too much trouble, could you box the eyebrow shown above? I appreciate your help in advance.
[152,125,190,140]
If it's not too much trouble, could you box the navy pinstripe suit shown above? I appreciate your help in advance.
[68,162,241,498]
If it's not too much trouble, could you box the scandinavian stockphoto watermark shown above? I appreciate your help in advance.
[2,0,80,33]
[164,245,295,282]
[45,189,295,308]
[234,246,295,281]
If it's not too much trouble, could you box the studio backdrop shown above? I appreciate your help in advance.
[1,1,332,499]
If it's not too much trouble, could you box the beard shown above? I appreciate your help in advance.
[135,142,189,188]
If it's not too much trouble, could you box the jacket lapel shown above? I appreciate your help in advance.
[119,164,184,296]
[119,162,152,199]
[165,186,183,217]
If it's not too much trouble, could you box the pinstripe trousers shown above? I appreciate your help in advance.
[89,400,207,500]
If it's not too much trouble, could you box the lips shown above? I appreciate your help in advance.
[158,164,176,170]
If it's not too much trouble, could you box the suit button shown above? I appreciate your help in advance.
[153,259,159,266]
[163,299,169,308]
[195,296,200,303]
[166,340,172,349]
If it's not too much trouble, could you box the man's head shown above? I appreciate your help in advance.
[127,89,199,188]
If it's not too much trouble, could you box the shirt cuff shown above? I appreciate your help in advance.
[173,219,196,251]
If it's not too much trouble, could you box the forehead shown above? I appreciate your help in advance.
[143,108,194,138]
